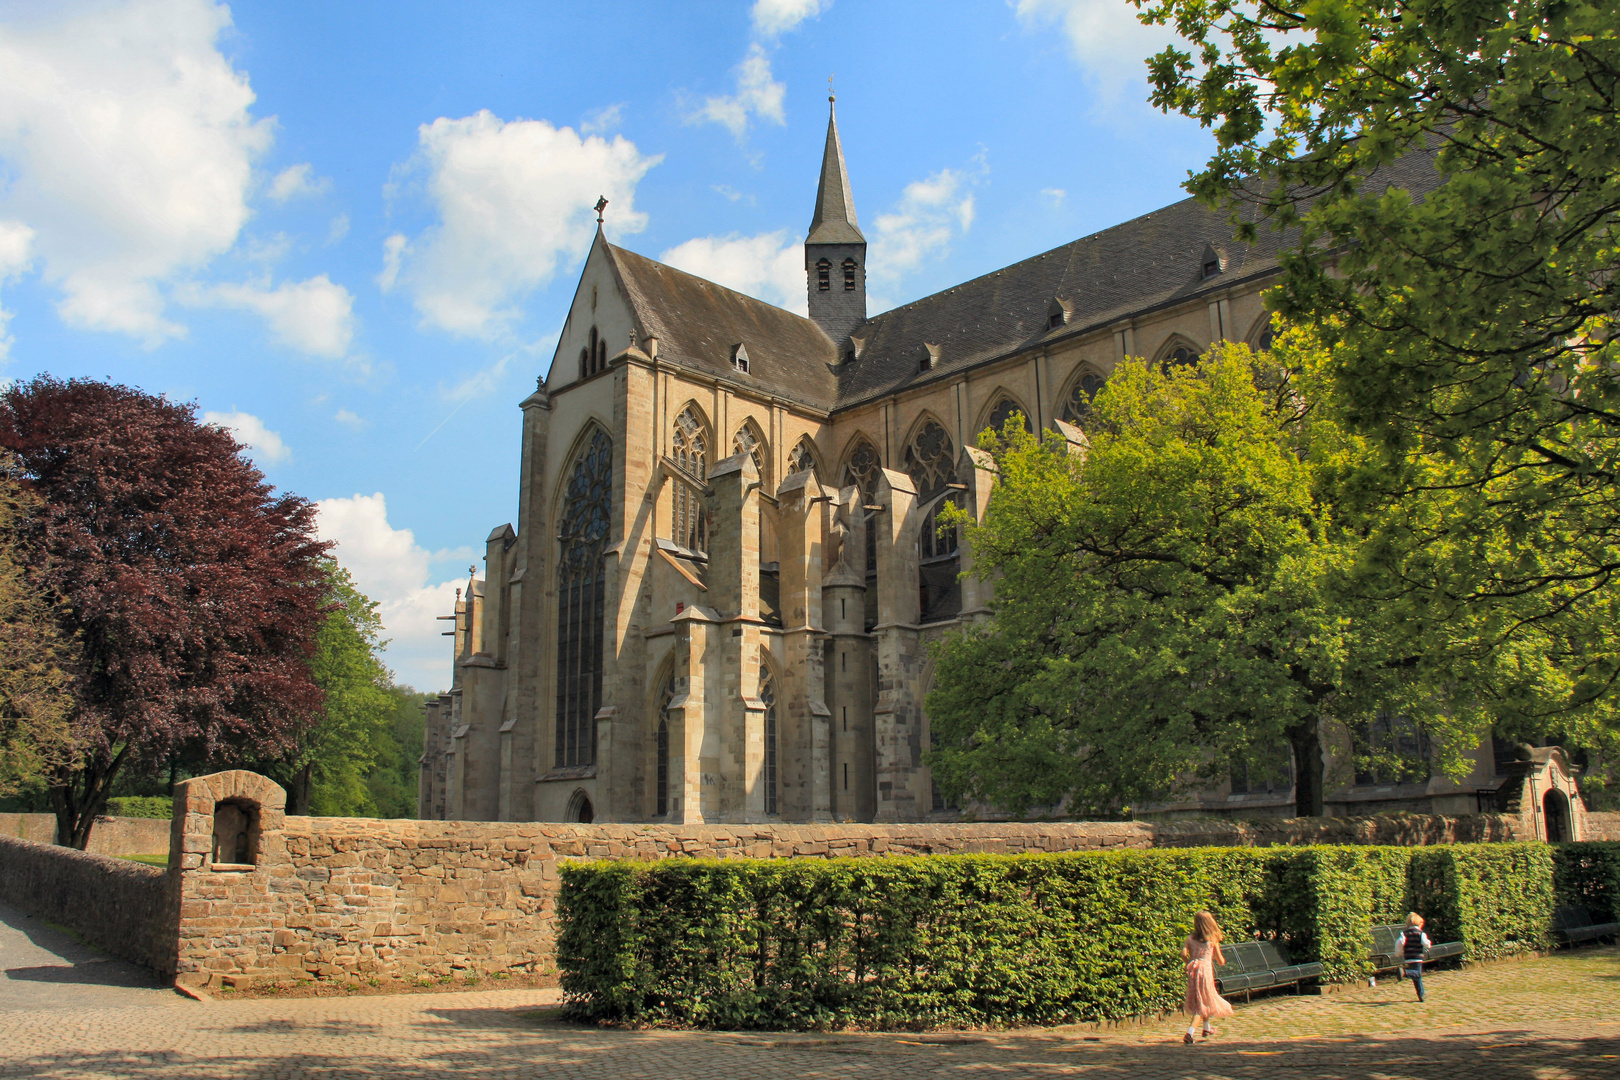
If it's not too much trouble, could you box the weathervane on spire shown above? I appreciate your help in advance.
[828,73,835,103]
[594,196,608,224]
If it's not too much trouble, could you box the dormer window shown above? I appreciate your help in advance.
[1048,311,1064,329]
[1047,297,1071,330]
[843,347,856,366]
[920,343,941,372]
[732,343,751,374]
[1203,259,1220,277]
[842,258,857,291]
[816,259,831,292]
[1200,243,1225,280]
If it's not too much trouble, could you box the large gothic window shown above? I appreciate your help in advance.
[1061,371,1106,429]
[906,420,961,623]
[760,667,778,816]
[671,407,708,553]
[555,428,613,769]
[733,422,767,484]
[985,397,1033,437]
[843,439,883,628]
[655,673,676,817]
[788,437,817,477]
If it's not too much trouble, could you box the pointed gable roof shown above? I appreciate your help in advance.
[603,242,839,410]
[806,100,864,246]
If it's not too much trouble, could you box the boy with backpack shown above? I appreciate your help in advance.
[1402,912,1432,1002]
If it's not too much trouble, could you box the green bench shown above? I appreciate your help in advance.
[1368,924,1463,974]
[1552,905,1620,946]
[1213,940,1323,1001]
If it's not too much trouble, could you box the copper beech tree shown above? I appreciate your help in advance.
[0,377,330,849]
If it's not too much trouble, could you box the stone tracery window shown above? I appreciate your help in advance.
[1061,371,1107,429]
[555,428,612,769]
[1161,342,1201,373]
[733,422,767,484]
[788,437,817,477]
[760,667,778,816]
[843,439,882,591]
[671,407,708,553]
[906,420,962,622]
[985,397,1033,437]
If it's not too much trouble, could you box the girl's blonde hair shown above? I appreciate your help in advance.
[1193,911,1224,944]
[1406,912,1425,928]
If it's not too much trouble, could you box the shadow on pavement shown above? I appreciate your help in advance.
[4,962,162,989]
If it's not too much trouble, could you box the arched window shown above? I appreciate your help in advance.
[760,667,778,816]
[671,407,708,553]
[984,397,1033,437]
[1161,342,1200,374]
[905,420,961,622]
[816,259,831,292]
[1061,371,1107,428]
[1255,319,1276,353]
[843,439,882,598]
[842,258,857,291]
[788,437,818,477]
[555,428,613,769]
[733,422,766,483]
[655,673,676,818]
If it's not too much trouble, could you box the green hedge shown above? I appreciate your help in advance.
[1553,842,1620,921]
[558,842,1561,1029]
[104,796,173,819]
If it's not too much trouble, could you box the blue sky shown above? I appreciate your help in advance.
[0,0,1215,691]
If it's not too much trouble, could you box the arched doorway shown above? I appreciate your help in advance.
[566,789,595,824]
[1544,789,1571,842]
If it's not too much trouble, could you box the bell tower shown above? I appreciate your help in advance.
[805,94,866,344]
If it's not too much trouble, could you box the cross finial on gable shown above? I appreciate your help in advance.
[594,196,608,224]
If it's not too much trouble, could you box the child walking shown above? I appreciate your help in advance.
[1182,910,1235,1044]
[1401,912,1432,1002]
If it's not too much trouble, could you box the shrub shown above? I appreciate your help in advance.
[1552,842,1620,921]
[104,796,173,819]
[1408,844,1554,960]
[1256,847,1413,982]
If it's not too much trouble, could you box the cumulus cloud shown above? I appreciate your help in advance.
[268,163,330,202]
[316,492,469,693]
[579,103,623,134]
[660,230,806,316]
[0,0,272,345]
[384,111,659,338]
[752,0,828,37]
[1014,0,1179,96]
[334,408,365,429]
[201,410,291,465]
[192,275,357,359]
[870,165,981,284]
[0,220,35,361]
[1042,187,1067,205]
[690,44,787,139]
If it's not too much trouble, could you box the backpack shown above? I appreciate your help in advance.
[1402,926,1426,961]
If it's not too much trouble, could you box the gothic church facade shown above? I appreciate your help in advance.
[418,102,1588,836]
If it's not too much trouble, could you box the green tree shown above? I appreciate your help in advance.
[0,470,76,798]
[1140,0,1620,735]
[927,346,1479,817]
[264,560,396,816]
[365,685,428,819]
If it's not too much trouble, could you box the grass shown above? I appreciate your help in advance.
[118,852,168,868]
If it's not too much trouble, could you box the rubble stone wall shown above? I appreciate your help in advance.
[0,813,173,855]
[0,833,172,972]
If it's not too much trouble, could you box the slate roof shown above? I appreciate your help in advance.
[806,102,865,246]
[832,148,1448,409]
[604,242,840,411]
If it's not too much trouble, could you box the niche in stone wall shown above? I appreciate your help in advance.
[211,798,260,867]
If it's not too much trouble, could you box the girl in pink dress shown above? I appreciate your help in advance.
[1181,910,1235,1043]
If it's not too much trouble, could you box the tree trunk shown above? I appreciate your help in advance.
[49,746,128,849]
[283,760,313,816]
[1287,716,1326,818]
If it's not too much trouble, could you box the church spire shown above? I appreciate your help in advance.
[805,93,867,344]
[808,96,863,245]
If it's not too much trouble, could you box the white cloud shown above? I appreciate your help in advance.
[201,410,291,465]
[197,275,356,359]
[1042,187,1067,205]
[316,492,469,693]
[870,165,982,284]
[268,162,330,202]
[334,408,365,429]
[751,0,828,38]
[326,214,350,246]
[385,111,659,337]
[0,220,35,361]
[691,44,786,138]
[1014,0,1179,96]
[660,230,806,316]
[579,103,623,134]
[0,0,272,345]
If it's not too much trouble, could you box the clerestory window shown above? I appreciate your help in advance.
[671,407,708,554]
[555,428,613,769]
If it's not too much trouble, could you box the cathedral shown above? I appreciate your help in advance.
[418,101,1589,837]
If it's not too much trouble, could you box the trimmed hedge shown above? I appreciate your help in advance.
[558,841,1558,1029]
[1553,842,1620,921]
[104,796,173,819]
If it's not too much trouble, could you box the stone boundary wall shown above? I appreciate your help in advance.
[0,813,173,855]
[173,798,1525,990]
[1585,812,1620,841]
[0,833,172,972]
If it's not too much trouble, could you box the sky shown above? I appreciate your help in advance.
[0,0,1218,693]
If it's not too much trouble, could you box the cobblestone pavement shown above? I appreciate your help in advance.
[3,899,1619,1079]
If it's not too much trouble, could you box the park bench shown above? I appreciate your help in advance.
[1368,924,1463,974]
[1551,905,1620,947]
[1213,939,1323,1001]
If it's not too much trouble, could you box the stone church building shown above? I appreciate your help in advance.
[418,102,1590,837]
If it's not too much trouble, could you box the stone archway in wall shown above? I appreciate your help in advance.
[566,788,595,823]
[1544,788,1572,842]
